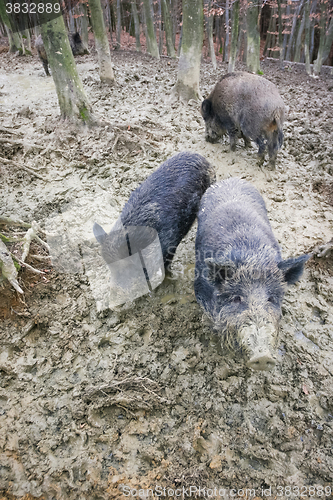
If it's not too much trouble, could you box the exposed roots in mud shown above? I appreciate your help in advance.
[84,376,169,411]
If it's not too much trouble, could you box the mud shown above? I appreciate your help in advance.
[1,46,333,500]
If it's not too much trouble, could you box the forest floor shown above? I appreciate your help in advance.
[1,43,333,500]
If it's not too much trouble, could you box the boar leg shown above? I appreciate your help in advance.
[256,138,266,166]
[241,132,251,149]
[229,129,238,151]
[42,59,50,76]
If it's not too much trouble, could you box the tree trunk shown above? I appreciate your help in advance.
[5,26,23,53]
[228,0,239,72]
[80,2,90,48]
[116,0,121,48]
[88,0,115,84]
[246,0,260,73]
[39,14,92,123]
[224,0,229,62]
[294,8,306,62]
[313,0,328,75]
[215,14,222,55]
[0,0,24,53]
[161,0,175,57]
[282,2,290,57]
[315,17,333,66]
[177,23,183,55]
[174,0,203,101]
[285,0,304,62]
[131,0,141,51]
[21,28,31,53]
[158,0,163,55]
[277,0,284,68]
[263,9,274,57]
[204,0,216,69]
[304,0,311,74]
[143,0,159,58]
[171,0,177,48]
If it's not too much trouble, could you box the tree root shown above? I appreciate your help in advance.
[0,156,47,181]
[0,217,31,228]
[315,239,333,258]
[0,220,49,293]
[0,239,24,294]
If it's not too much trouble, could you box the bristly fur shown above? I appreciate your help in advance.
[95,152,215,270]
[201,71,286,168]
[195,178,309,361]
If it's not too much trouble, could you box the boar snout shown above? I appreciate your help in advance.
[246,352,276,371]
[239,323,277,371]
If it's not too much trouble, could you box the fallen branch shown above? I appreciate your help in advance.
[0,126,20,136]
[0,239,23,294]
[315,240,333,258]
[0,137,44,150]
[0,217,31,228]
[31,254,51,261]
[111,135,120,153]
[11,253,45,274]
[0,157,47,181]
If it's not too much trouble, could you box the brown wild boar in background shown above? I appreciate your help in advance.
[201,72,286,169]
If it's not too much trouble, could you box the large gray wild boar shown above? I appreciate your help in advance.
[201,72,286,169]
[194,178,310,371]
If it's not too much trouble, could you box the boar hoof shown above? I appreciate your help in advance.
[247,352,276,371]
[257,155,265,167]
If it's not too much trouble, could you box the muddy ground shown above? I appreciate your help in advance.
[1,43,333,500]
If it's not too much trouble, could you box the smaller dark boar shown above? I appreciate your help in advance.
[201,72,286,169]
[194,178,310,370]
[94,152,215,272]
[35,32,89,76]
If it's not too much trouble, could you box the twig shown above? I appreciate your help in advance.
[111,135,120,153]
[0,126,20,136]
[0,239,23,294]
[11,254,45,274]
[34,235,51,252]
[0,157,47,181]
[0,156,14,164]
[0,137,44,149]
[0,217,31,228]
[31,254,51,261]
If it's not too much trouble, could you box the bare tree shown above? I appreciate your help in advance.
[161,0,176,57]
[277,0,284,68]
[143,0,159,58]
[131,0,141,51]
[204,0,216,69]
[285,0,304,62]
[228,0,240,72]
[174,0,203,101]
[116,0,121,48]
[246,0,260,73]
[224,0,229,61]
[304,0,311,74]
[89,0,115,84]
[39,13,93,123]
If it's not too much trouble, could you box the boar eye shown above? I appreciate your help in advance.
[268,296,275,304]
[232,296,242,304]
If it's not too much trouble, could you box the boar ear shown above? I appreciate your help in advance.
[278,254,311,285]
[201,99,212,120]
[205,258,234,284]
[93,222,107,244]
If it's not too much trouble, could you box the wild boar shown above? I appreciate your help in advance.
[194,178,310,370]
[201,72,286,169]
